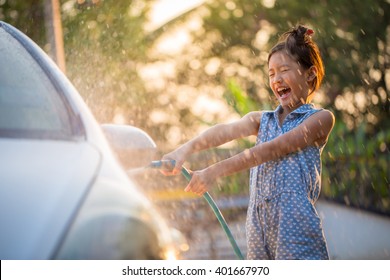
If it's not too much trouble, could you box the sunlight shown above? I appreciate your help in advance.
[193,94,226,118]
[150,12,203,56]
[137,61,176,91]
[192,87,240,124]
[262,0,275,8]
[150,109,172,124]
[204,57,221,76]
[385,69,390,91]
[154,27,192,55]
[145,0,206,32]
[253,20,275,50]
[334,91,355,113]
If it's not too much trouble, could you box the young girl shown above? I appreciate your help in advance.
[161,25,335,260]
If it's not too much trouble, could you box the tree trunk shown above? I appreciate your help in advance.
[44,0,66,73]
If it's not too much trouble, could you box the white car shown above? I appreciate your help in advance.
[0,21,181,260]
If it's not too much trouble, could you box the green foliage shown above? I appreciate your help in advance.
[322,120,390,214]
[0,0,45,45]
[63,0,149,59]
[224,79,258,115]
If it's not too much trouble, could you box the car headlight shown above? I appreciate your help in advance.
[54,175,173,260]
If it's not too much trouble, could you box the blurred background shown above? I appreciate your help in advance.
[2,0,389,259]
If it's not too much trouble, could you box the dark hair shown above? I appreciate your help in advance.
[268,25,324,95]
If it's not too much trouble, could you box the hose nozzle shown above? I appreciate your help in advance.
[149,160,176,171]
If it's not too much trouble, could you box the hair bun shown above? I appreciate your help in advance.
[289,25,307,45]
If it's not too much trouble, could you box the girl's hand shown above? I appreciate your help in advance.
[160,146,189,176]
[184,168,215,196]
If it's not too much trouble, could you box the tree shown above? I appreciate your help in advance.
[44,0,66,72]
[0,0,45,45]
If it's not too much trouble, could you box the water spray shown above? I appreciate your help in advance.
[149,160,244,260]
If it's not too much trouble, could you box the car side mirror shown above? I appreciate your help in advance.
[101,124,157,169]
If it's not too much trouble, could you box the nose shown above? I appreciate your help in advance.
[272,73,282,84]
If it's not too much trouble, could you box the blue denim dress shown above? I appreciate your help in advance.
[246,104,329,260]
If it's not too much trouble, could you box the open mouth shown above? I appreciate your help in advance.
[276,87,291,99]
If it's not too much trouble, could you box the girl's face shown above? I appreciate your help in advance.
[268,51,313,113]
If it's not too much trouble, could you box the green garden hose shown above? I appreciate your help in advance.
[149,160,244,260]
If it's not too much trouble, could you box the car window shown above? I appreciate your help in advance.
[0,27,74,140]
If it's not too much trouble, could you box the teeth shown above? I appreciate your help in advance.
[276,87,290,97]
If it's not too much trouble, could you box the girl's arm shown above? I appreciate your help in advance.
[186,109,335,195]
[162,111,262,174]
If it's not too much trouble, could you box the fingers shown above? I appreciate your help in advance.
[159,157,182,176]
[160,169,177,176]
[184,171,208,196]
[159,146,191,176]
[185,183,205,196]
[160,169,180,176]
[159,163,180,176]
[173,161,183,175]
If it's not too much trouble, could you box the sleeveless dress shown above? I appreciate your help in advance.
[246,104,329,260]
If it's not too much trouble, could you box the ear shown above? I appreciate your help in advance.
[306,66,317,82]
